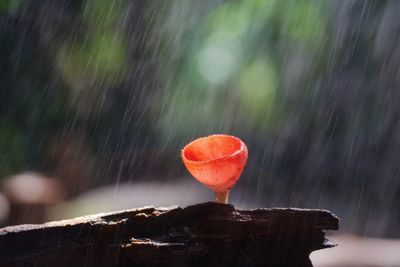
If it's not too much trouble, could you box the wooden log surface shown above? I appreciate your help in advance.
[0,202,339,267]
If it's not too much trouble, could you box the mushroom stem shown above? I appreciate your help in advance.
[215,190,229,204]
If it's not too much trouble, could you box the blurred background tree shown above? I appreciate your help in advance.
[0,0,399,239]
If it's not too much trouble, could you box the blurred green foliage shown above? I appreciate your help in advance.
[280,0,326,44]
[58,34,127,86]
[237,59,278,118]
[83,0,122,30]
[0,0,24,13]
[155,0,329,139]
[0,0,331,178]
[0,118,26,178]
[58,0,127,87]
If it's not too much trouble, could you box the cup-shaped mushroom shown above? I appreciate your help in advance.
[181,134,248,193]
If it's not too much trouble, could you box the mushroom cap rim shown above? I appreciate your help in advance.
[181,134,247,167]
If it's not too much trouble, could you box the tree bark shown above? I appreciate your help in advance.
[0,202,339,267]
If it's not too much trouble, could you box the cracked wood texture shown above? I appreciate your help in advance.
[0,202,339,267]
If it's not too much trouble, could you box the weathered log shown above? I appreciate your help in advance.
[0,202,339,267]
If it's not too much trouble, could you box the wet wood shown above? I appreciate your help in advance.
[0,202,339,267]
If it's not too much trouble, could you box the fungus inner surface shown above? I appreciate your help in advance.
[184,135,241,162]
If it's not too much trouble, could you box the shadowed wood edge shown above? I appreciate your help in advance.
[0,202,339,267]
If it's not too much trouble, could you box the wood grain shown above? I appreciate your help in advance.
[0,202,339,267]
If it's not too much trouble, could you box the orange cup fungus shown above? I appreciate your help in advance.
[181,134,248,204]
